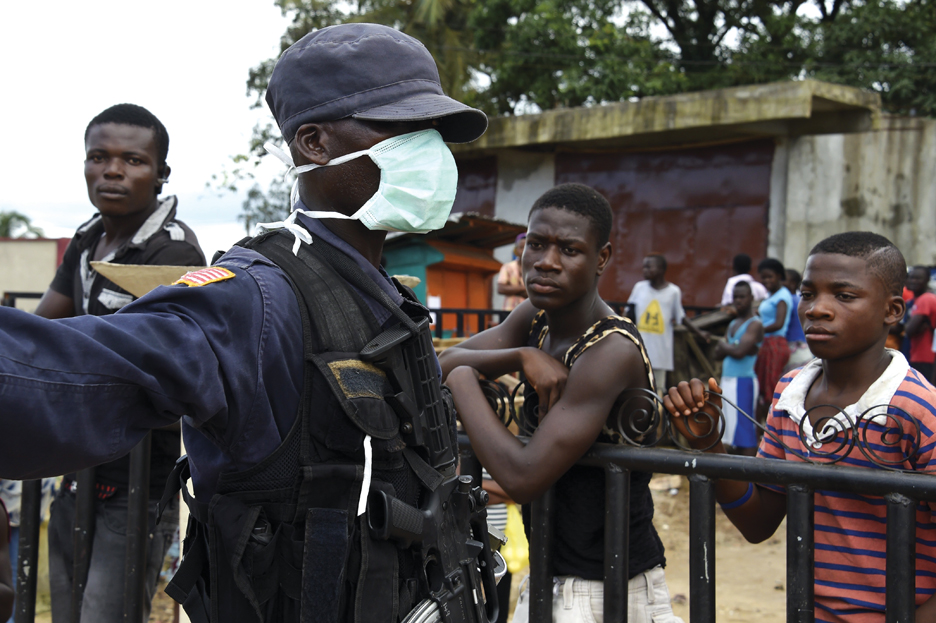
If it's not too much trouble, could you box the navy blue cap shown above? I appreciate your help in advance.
[266,23,488,144]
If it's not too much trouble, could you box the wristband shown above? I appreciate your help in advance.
[719,482,754,510]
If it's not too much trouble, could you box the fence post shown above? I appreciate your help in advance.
[124,434,152,622]
[688,474,716,623]
[71,467,97,623]
[529,487,555,623]
[787,484,815,623]
[604,464,629,623]
[885,492,916,623]
[14,480,42,623]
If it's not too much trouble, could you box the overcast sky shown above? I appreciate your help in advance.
[0,1,292,256]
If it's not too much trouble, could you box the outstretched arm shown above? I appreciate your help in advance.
[664,378,787,543]
[0,258,302,480]
[682,317,711,342]
[447,335,649,504]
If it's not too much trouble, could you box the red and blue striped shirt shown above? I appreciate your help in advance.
[757,353,936,622]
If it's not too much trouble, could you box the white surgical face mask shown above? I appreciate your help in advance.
[264,129,459,235]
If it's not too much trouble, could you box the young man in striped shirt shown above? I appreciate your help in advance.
[664,231,936,622]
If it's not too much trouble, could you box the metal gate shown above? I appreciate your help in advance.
[459,380,936,623]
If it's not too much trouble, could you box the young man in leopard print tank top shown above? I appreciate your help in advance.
[442,183,682,623]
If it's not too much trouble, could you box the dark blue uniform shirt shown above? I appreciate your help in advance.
[0,217,409,503]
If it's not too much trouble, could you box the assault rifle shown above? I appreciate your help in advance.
[360,318,505,623]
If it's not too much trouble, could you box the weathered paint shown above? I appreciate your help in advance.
[445,80,917,309]
[452,156,497,216]
[555,141,773,306]
[780,116,936,269]
[494,150,556,227]
[452,80,879,156]
[488,150,555,310]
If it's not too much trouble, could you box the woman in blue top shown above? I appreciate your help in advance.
[754,258,793,414]
[714,281,764,455]
[783,268,812,371]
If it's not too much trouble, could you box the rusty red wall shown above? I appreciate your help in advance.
[452,157,497,216]
[555,140,773,307]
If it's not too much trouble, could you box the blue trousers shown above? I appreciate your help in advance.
[5,526,16,623]
[47,488,177,623]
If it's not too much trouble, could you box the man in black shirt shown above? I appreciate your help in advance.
[34,103,205,623]
[441,184,681,623]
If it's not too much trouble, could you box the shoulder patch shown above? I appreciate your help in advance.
[173,267,235,287]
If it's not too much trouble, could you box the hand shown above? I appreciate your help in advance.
[916,594,936,623]
[663,378,724,450]
[519,348,569,415]
[699,330,712,343]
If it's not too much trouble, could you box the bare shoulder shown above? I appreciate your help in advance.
[566,331,651,395]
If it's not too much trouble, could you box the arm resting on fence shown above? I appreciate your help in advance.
[447,335,649,504]
[439,302,539,379]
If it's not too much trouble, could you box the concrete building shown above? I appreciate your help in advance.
[447,80,929,308]
[0,238,69,312]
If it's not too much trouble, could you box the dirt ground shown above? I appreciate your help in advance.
[483,473,787,622]
[35,474,786,622]
[649,474,786,623]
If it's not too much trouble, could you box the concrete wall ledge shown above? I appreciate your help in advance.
[452,80,881,156]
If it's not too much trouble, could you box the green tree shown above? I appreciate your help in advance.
[0,211,43,238]
[227,0,936,224]
[469,0,687,115]
[470,0,936,116]
[239,177,292,233]
[809,0,936,116]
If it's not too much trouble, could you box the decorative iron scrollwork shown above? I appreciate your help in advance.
[478,378,927,473]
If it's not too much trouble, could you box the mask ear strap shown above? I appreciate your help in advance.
[265,141,372,176]
[264,142,295,170]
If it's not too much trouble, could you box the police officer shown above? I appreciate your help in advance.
[0,23,487,622]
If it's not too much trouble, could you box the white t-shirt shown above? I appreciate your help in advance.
[721,274,770,306]
[628,281,685,371]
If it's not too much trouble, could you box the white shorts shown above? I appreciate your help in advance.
[653,368,668,397]
[511,566,683,623]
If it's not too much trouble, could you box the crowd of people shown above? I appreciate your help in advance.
[0,20,934,623]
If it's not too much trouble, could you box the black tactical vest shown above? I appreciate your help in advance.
[161,231,452,623]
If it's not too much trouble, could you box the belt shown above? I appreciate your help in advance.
[63,478,119,501]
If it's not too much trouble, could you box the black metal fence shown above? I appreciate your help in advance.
[3,292,156,623]
[7,289,922,622]
[430,308,510,339]
[430,303,715,339]
[459,442,933,623]
[463,380,936,623]
[12,444,155,623]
